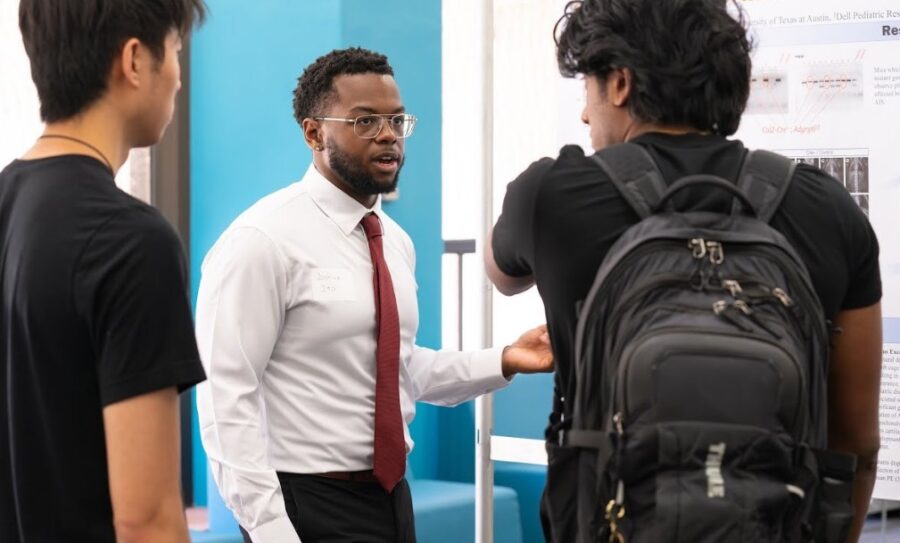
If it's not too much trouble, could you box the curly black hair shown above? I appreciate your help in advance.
[292,47,394,124]
[555,0,752,136]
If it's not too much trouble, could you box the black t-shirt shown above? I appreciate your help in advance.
[0,155,206,542]
[492,132,881,427]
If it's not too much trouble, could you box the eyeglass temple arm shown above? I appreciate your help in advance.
[314,117,356,124]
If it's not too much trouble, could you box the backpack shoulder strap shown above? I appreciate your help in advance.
[734,149,797,223]
[590,143,667,220]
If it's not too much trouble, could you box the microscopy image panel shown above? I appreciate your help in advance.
[796,156,819,168]
[845,157,869,193]
[851,193,869,216]
[820,157,845,184]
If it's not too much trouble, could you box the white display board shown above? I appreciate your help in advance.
[0,0,151,201]
[490,0,588,348]
[0,0,43,166]
[733,0,900,500]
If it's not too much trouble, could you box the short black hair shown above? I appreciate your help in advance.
[293,47,394,124]
[555,0,752,136]
[19,0,207,123]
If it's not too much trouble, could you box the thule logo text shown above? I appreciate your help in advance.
[705,442,726,498]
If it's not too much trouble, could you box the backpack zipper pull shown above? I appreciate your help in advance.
[734,300,783,339]
[688,238,707,259]
[712,300,728,315]
[706,241,725,265]
[772,287,794,307]
[722,279,743,297]
[713,300,753,332]
[613,412,624,435]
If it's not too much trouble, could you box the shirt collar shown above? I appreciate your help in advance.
[303,163,383,236]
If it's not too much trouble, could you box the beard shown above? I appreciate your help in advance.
[326,138,402,195]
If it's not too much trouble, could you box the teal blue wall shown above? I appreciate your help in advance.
[190,0,443,507]
[340,0,445,483]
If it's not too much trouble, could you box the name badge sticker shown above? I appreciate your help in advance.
[311,268,356,301]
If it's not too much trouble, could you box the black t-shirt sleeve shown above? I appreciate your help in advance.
[492,157,556,277]
[836,191,882,310]
[774,165,882,317]
[75,208,206,406]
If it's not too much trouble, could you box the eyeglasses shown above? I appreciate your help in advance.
[314,113,417,139]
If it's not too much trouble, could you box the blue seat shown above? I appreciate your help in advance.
[495,464,546,543]
[411,478,522,543]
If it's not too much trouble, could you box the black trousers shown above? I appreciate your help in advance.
[240,473,416,543]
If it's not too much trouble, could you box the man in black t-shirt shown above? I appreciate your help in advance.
[1,2,207,542]
[486,1,882,542]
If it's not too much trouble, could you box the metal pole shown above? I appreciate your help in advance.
[475,0,495,541]
[458,254,464,351]
[475,393,494,543]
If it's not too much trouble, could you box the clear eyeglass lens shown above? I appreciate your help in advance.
[354,115,415,138]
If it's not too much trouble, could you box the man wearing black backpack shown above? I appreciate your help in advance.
[485,1,881,542]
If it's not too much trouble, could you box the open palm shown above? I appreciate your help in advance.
[503,324,554,376]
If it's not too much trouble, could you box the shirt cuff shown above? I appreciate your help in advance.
[248,515,302,543]
[470,347,514,393]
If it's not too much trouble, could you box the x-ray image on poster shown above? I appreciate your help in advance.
[782,149,870,215]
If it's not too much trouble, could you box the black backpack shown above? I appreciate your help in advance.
[562,143,857,543]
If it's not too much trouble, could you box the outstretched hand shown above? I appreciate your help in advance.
[501,324,554,379]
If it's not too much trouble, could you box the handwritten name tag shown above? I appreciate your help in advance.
[311,268,356,301]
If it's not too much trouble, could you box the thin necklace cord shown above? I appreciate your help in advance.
[38,134,114,173]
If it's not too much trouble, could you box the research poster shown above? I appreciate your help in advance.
[733,0,900,499]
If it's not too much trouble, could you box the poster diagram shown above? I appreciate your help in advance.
[800,60,865,110]
[747,71,790,115]
[747,57,867,120]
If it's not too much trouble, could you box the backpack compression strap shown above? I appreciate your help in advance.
[590,143,667,220]
[733,150,797,223]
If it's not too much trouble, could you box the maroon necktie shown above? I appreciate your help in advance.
[361,212,405,492]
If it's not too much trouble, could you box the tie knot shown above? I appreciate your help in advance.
[361,213,383,240]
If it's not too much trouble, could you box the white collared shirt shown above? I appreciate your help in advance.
[195,165,510,543]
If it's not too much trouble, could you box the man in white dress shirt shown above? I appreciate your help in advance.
[195,47,553,543]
